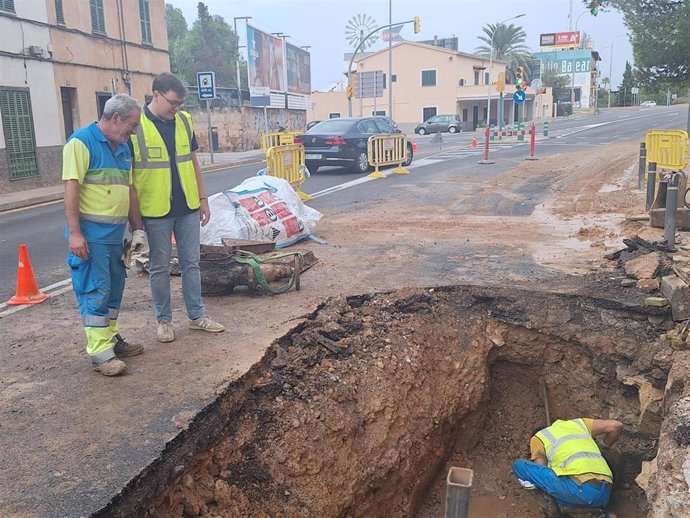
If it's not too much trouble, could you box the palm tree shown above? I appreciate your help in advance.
[475,23,533,83]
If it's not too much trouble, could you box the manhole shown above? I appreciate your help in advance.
[97,285,666,518]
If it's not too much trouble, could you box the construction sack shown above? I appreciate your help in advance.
[200,176,322,248]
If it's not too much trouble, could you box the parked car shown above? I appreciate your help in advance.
[640,100,657,107]
[414,114,462,135]
[295,117,413,174]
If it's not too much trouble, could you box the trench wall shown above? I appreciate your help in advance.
[95,285,672,518]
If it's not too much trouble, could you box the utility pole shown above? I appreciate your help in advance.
[233,16,251,109]
[388,0,393,118]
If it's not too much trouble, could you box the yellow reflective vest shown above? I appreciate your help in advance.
[536,419,613,479]
[130,111,199,217]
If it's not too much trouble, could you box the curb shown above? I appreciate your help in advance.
[0,157,266,214]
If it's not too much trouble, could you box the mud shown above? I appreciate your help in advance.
[97,283,668,518]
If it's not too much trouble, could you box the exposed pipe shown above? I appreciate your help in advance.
[540,378,551,426]
[116,0,131,95]
[445,467,473,518]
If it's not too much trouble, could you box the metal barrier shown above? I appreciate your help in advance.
[366,134,410,178]
[645,130,688,170]
[260,131,302,155]
[264,144,312,201]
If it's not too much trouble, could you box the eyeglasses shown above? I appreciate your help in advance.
[156,91,184,109]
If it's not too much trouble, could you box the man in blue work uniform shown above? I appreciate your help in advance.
[129,72,224,342]
[63,94,144,376]
[513,417,623,518]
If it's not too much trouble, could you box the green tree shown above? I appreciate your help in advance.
[175,2,239,87]
[617,61,636,106]
[165,4,188,76]
[475,23,533,82]
[582,0,689,85]
[540,69,572,102]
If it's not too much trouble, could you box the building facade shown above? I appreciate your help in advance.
[0,0,168,194]
[309,41,553,131]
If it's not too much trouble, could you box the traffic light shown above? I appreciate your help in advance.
[346,85,353,98]
[590,0,599,16]
[496,71,505,93]
[515,67,524,91]
[413,16,421,34]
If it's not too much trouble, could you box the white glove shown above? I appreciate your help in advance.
[124,229,146,268]
[130,229,146,253]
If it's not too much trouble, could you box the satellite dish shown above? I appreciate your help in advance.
[345,14,378,50]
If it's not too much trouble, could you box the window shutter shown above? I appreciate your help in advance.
[0,89,38,180]
[0,0,15,13]
[139,0,152,45]
[55,0,64,24]
[90,0,105,34]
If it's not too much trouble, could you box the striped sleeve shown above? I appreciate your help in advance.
[62,138,90,183]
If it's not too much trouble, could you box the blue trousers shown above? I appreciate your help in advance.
[143,211,203,323]
[67,242,125,363]
[512,459,611,508]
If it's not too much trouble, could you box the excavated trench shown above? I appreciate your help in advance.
[97,284,670,518]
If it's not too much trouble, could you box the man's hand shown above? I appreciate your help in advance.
[130,229,146,253]
[69,233,89,260]
[200,198,211,227]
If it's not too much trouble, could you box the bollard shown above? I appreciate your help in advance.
[638,142,646,190]
[664,172,679,251]
[526,123,539,160]
[445,467,473,518]
[478,125,495,164]
[543,121,549,137]
[490,125,495,142]
[517,121,524,141]
[646,162,657,211]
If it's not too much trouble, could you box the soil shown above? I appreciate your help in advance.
[1,138,679,518]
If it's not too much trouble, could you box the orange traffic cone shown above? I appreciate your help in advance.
[471,137,478,148]
[412,139,418,153]
[6,244,48,305]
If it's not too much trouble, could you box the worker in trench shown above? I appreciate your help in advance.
[512,417,624,518]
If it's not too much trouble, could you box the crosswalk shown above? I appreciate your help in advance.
[411,141,522,167]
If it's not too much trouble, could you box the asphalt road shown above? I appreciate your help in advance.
[0,105,687,304]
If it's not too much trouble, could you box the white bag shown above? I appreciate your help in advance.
[200,176,322,248]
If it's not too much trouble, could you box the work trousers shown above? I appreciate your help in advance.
[143,210,203,323]
[67,242,126,364]
[512,459,611,508]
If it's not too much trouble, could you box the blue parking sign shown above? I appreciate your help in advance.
[197,71,215,100]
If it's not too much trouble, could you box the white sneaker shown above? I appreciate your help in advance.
[157,322,175,343]
[188,316,225,333]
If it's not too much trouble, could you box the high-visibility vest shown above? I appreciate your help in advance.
[536,419,613,479]
[130,111,199,217]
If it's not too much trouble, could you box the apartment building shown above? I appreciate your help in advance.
[0,0,168,193]
[309,41,553,131]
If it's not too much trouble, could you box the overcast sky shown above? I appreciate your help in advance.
[168,0,633,90]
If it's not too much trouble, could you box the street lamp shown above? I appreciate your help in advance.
[607,34,627,108]
[233,16,252,109]
[486,14,525,130]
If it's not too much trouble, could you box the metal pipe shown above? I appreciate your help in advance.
[445,467,473,518]
[646,162,657,211]
[638,142,646,190]
[540,378,551,426]
[388,0,393,118]
[234,16,252,109]
[664,172,679,251]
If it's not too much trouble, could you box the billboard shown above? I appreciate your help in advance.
[247,25,285,92]
[540,31,581,48]
[285,43,311,95]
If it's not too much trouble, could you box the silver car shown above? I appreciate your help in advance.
[414,114,462,135]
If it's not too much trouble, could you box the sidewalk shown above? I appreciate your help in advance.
[0,149,265,213]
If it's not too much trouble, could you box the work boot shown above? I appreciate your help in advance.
[528,489,568,518]
[157,321,175,343]
[113,334,144,357]
[188,316,225,333]
[93,358,127,376]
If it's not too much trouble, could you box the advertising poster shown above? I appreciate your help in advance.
[286,43,311,95]
[247,25,285,92]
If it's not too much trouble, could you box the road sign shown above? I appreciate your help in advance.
[513,90,526,104]
[357,71,384,99]
[197,71,216,100]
